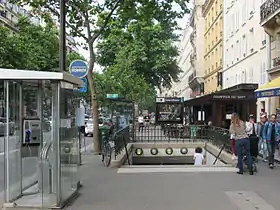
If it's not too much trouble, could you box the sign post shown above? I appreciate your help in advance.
[69,60,89,93]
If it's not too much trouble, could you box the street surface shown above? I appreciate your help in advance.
[66,154,280,210]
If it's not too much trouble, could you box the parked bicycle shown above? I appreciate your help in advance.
[101,133,113,167]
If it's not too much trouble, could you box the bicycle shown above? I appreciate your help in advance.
[101,133,113,167]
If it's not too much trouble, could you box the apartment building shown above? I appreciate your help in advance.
[223,0,268,119]
[188,0,205,98]
[257,0,280,116]
[203,0,223,94]
[0,0,27,32]
[169,25,194,100]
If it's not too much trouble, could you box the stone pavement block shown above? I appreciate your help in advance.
[65,154,280,210]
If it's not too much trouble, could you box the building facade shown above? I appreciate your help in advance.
[169,25,194,100]
[223,0,268,119]
[188,0,205,98]
[0,0,27,32]
[203,0,223,94]
[259,0,280,116]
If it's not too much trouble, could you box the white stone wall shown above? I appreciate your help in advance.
[194,5,205,78]
[175,26,194,100]
[222,0,269,119]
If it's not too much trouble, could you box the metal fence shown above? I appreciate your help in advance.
[133,124,232,152]
[111,124,232,160]
[112,125,130,159]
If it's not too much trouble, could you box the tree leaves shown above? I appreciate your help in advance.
[96,0,188,89]
[0,17,59,71]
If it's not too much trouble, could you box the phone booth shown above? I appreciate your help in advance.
[0,68,83,209]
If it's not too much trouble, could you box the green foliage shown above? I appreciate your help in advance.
[0,17,59,71]
[94,69,156,111]
[66,52,85,72]
[96,0,189,89]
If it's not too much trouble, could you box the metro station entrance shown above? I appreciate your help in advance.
[0,68,83,209]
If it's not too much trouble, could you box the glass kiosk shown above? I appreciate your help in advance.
[0,68,83,209]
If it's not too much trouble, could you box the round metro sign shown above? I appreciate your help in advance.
[69,60,89,78]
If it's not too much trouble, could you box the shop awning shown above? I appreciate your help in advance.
[255,77,280,98]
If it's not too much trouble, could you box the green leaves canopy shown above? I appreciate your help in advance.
[0,17,59,71]
[96,0,189,89]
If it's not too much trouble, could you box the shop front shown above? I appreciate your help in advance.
[184,84,257,128]
[255,76,280,117]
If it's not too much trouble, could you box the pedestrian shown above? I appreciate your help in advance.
[262,114,280,169]
[138,114,144,132]
[230,133,237,159]
[229,113,253,175]
[246,115,258,159]
[257,114,268,162]
[193,147,205,166]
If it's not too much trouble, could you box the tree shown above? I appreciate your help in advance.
[0,17,59,71]
[97,1,190,90]
[66,51,85,71]
[13,0,189,153]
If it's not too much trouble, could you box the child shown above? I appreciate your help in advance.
[193,147,205,166]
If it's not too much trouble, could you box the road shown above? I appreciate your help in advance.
[0,133,93,194]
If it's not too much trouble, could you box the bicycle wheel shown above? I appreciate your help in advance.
[104,143,112,167]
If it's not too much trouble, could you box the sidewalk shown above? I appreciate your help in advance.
[65,154,280,210]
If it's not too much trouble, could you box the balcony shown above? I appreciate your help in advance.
[0,0,5,8]
[190,12,194,28]
[190,52,197,66]
[190,32,195,46]
[0,10,18,32]
[260,0,280,36]
[188,71,204,90]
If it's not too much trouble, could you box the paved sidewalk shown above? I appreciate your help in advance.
[65,154,280,210]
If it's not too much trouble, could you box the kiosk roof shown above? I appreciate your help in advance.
[0,68,83,86]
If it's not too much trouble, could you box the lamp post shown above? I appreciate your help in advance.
[59,0,66,72]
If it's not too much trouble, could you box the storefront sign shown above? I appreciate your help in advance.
[255,88,280,98]
[156,97,183,103]
[213,95,246,100]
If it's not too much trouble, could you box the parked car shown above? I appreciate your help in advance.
[85,118,113,136]
[0,117,15,136]
[85,119,94,137]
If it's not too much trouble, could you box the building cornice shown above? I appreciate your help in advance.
[204,10,222,35]
[203,0,215,17]
[204,39,222,57]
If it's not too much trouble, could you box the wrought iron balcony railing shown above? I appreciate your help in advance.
[261,0,280,23]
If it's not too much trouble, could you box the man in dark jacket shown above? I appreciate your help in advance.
[263,114,280,168]
[257,114,268,162]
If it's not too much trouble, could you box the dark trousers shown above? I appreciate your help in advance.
[138,123,144,132]
[267,141,277,165]
[236,138,252,172]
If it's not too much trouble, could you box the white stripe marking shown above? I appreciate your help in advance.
[117,166,237,173]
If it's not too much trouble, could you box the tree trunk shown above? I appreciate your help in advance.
[87,42,100,154]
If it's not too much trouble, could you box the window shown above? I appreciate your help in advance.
[248,0,255,15]
[249,67,254,83]
[235,6,240,30]
[248,28,254,52]
[232,44,234,64]
[242,0,247,25]
[260,62,267,84]
[261,29,266,46]
[242,35,247,57]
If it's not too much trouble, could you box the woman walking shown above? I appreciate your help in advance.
[229,113,254,175]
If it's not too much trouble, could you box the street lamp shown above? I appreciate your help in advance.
[60,0,66,72]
